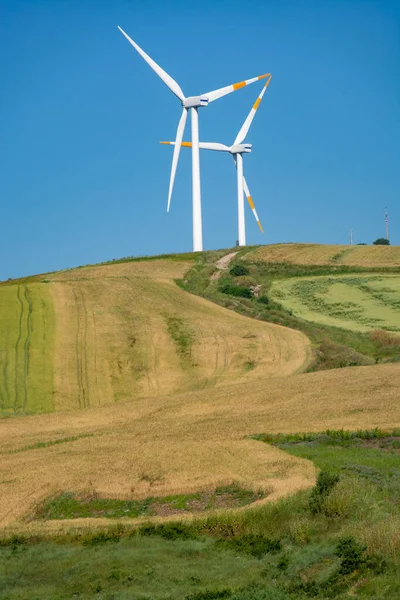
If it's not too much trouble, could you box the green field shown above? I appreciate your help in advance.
[0,283,55,416]
[269,274,400,333]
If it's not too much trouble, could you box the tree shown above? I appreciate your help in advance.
[373,238,390,245]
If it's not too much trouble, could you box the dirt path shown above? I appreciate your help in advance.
[211,251,238,280]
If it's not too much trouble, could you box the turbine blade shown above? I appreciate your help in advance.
[160,141,230,152]
[117,26,185,101]
[167,107,188,212]
[203,73,271,103]
[234,75,272,145]
[243,176,263,233]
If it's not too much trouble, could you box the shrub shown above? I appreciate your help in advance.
[335,536,366,574]
[311,341,373,371]
[216,535,281,559]
[230,264,250,277]
[373,238,390,245]
[139,522,197,541]
[220,284,253,299]
[83,525,124,546]
[257,296,269,305]
[309,471,340,514]
[185,590,232,600]
[371,329,400,348]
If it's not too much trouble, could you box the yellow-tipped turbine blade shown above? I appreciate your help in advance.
[243,176,264,233]
[204,73,271,103]
[234,75,272,145]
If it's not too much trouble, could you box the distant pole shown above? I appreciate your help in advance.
[385,207,389,241]
[350,228,353,245]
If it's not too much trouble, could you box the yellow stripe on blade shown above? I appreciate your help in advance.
[233,80,247,90]
[247,195,255,209]
[257,220,264,233]
[253,98,261,110]
[258,73,271,80]
[159,141,171,145]
[181,142,192,147]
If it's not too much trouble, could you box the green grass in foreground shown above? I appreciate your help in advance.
[1,429,399,599]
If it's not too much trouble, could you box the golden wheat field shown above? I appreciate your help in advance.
[244,243,400,267]
[0,260,310,415]
[1,361,400,532]
[1,252,400,534]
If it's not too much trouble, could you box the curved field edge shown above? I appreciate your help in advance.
[1,361,400,531]
[0,256,311,415]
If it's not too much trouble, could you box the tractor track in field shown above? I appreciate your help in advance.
[72,288,90,409]
[22,286,33,412]
[80,289,90,408]
[1,350,10,409]
[72,289,83,409]
[14,286,24,412]
[91,308,99,400]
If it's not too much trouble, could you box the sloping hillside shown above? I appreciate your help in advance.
[0,361,399,530]
[245,243,400,267]
[0,258,311,415]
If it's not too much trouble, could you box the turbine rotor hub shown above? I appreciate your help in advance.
[183,96,209,108]
[230,144,252,154]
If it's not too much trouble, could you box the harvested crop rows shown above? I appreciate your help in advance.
[270,274,400,332]
[0,260,311,415]
[0,361,399,532]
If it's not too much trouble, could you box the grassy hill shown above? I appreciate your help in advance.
[183,244,400,371]
[0,256,310,416]
[1,244,400,598]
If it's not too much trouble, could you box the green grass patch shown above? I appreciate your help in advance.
[1,433,96,455]
[0,283,55,416]
[33,484,265,521]
[165,314,195,364]
[270,274,400,333]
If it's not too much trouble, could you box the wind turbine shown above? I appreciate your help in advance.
[161,76,272,246]
[117,26,270,252]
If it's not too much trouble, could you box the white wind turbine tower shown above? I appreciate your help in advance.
[118,26,270,252]
[161,76,272,246]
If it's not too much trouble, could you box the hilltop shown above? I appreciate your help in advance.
[244,243,400,267]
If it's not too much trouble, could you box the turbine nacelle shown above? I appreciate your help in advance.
[230,144,252,154]
[183,96,209,108]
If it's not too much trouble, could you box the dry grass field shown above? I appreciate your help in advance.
[0,360,399,532]
[0,259,310,415]
[1,250,400,536]
[245,243,400,267]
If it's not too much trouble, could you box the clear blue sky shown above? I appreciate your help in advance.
[1,0,399,279]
